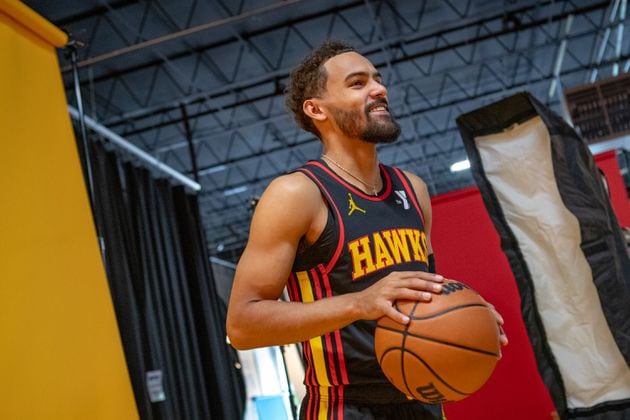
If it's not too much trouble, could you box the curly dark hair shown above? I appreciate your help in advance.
[285,40,357,138]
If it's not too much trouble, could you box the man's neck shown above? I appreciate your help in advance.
[323,136,378,168]
[321,138,382,195]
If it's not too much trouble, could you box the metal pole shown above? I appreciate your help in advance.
[180,104,200,183]
[67,106,202,192]
[67,40,97,209]
[279,345,299,420]
[549,14,573,99]
[65,38,108,259]
[613,0,627,76]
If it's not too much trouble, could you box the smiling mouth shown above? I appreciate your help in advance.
[370,105,388,113]
[367,101,390,115]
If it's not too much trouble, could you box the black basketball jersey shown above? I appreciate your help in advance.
[287,158,433,405]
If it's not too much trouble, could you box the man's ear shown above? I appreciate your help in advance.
[303,99,327,122]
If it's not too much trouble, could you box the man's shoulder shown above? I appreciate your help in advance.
[269,170,318,191]
[251,171,325,238]
[262,171,322,204]
[386,165,427,190]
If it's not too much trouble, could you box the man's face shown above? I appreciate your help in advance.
[320,52,400,143]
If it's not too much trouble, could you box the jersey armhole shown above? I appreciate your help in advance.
[293,167,344,272]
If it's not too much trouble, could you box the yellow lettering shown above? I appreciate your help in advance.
[382,229,412,263]
[373,232,394,269]
[349,229,428,280]
[409,229,428,263]
[421,232,428,262]
[348,236,375,280]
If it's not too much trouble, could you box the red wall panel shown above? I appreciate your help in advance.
[431,187,556,420]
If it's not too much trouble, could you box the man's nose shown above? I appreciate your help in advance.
[369,79,387,98]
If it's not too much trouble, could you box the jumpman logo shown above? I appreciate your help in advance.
[347,193,366,216]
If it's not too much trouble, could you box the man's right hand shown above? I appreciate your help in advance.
[355,271,444,325]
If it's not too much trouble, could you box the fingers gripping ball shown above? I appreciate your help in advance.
[374,279,501,404]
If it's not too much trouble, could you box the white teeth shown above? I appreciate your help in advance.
[370,106,386,112]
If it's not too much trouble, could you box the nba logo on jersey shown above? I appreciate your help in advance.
[394,190,410,210]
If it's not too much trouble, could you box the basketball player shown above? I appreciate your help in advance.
[226,40,508,420]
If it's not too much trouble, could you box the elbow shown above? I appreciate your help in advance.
[227,330,257,351]
[228,336,253,351]
[226,327,246,350]
[226,314,255,350]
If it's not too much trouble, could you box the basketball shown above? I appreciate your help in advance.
[374,279,501,404]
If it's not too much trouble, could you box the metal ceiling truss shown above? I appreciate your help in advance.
[50,0,628,260]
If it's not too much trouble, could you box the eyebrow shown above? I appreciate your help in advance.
[344,71,382,81]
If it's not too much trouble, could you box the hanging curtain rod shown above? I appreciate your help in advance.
[67,105,202,192]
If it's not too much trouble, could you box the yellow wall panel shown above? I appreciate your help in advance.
[0,2,138,419]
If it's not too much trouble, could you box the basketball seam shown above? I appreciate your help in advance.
[398,300,418,400]
[375,325,500,357]
[380,347,470,399]
[410,301,499,357]
[410,303,489,320]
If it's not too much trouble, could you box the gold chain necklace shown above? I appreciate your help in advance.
[321,154,380,196]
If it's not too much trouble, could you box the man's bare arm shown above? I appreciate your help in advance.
[226,172,444,350]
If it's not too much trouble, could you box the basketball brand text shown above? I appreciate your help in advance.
[440,281,472,296]
[416,382,448,403]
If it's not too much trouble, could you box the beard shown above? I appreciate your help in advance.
[329,102,401,144]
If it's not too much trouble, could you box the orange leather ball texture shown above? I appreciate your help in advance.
[375,279,501,404]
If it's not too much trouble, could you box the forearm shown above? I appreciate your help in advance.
[227,293,361,350]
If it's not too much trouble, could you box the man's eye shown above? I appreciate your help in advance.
[350,80,364,87]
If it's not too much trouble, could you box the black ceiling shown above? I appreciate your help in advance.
[25,0,630,262]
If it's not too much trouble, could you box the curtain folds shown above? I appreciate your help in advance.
[89,141,246,420]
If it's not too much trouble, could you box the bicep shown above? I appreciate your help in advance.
[231,229,297,303]
[228,174,319,306]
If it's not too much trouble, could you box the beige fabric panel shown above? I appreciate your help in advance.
[474,116,630,408]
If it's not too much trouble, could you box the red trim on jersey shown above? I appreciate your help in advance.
[304,342,316,386]
[308,160,392,201]
[333,330,349,384]
[287,273,299,301]
[298,167,345,273]
[391,166,425,225]
[306,385,316,420]
[286,274,294,300]
[312,267,339,386]
[302,342,311,386]
[311,268,324,300]
[321,267,350,385]
[313,387,321,420]
[324,331,339,386]
[314,387,321,420]
[336,386,345,420]
[328,386,336,420]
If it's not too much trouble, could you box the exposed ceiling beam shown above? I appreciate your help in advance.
[55,0,140,26]
[60,0,307,71]
[98,0,608,131]
[61,0,365,80]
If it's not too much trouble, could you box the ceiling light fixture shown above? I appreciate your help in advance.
[223,185,248,196]
[450,159,471,172]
